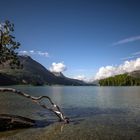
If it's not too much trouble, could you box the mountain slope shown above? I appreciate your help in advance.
[0,55,86,86]
[128,70,140,78]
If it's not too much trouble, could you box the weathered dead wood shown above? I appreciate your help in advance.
[0,88,69,124]
[0,114,35,131]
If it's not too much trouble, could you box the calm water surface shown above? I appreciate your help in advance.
[0,86,140,140]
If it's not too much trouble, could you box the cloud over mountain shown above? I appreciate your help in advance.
[74,75,87,81]
[49,62,67,73]
[95,58,140,80]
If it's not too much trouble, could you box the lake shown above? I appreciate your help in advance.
[0,86,140,140]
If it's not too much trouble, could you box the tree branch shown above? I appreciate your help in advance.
[0,88,69,123]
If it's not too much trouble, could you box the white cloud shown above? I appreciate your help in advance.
[29,50,35,53]
[73,75,94,83]
[19,50,49,57]
[37,51,48,57]
[132,51,140,56]
[121,51,140,60]
[19,50,28,54]
[74,75,87,81]
[95,58,140,80]
[121,56,138,60]
[49,62,67,73]
[113,35,140,46]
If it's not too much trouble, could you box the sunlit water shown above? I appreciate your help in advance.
[0,86,140,140]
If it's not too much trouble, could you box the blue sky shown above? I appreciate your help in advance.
[1,0,140,80]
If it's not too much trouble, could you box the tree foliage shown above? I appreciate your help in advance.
[0,20,22,68]
[99,73,140,86]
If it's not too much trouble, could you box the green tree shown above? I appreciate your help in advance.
[0,20,21,68]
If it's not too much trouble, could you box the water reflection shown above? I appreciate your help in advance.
[51,86,64,107]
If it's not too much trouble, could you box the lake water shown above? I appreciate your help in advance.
[0,86,140,140]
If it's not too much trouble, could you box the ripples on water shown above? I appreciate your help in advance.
[0,86,140,140]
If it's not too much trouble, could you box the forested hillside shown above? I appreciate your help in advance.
[99,72,140,86]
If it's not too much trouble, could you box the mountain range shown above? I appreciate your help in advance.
[1,55,139,86]
[0,56,90,86]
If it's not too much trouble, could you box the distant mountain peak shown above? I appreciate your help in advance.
[52,72,65,78]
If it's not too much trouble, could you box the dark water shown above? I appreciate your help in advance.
[0,86,140,140]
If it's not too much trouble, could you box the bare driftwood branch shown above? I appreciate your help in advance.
[0,114,35,131]
[0,88,69,123]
